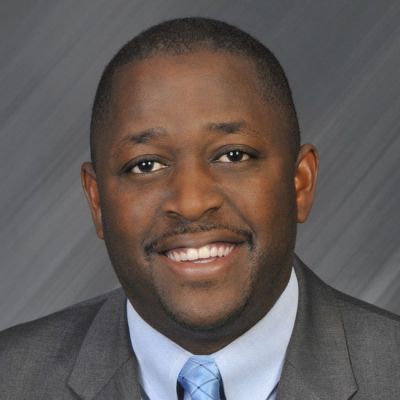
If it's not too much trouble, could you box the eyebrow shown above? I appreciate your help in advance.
[113,120,252,157]
[112,127,167,159]
[206,120,248,134]
[122,121,248,144]
[118,127,168,146]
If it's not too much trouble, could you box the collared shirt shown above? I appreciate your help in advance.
[127,268,298,400]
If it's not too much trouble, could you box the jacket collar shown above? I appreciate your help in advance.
[278,256,358,400]
[67,289,141,400]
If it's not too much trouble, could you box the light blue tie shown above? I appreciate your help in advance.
[178,355,222,400]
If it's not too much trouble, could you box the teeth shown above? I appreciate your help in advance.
[199,246,210,258]
[187,248,198,261]
[169,252,177,262]
[166,244,234,262]
[210,246,218,257]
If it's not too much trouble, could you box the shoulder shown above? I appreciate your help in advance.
[0,289,125,395]
[334,285,400,329]
[298,260,400,396]
[332,284,400,396]
[296,257,400,334]
[0,289,123,347]
[332,285,400,356]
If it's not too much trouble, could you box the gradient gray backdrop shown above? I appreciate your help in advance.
[1,0,399,330]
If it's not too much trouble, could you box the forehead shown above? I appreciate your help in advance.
[113,49,261,89]
[110,50,265,118]
[96,50,287,159]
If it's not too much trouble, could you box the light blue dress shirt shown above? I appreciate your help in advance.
[127,268,298,400]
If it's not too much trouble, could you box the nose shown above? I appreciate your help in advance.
[162,162,224,221]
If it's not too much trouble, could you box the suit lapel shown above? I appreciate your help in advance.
[67,289,142,400]
[278,257,358,400]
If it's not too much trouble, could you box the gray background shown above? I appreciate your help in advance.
[1,0,399,331]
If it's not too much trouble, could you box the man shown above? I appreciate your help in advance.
[0,17,399,400]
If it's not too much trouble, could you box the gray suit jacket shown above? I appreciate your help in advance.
[1,256,400,399]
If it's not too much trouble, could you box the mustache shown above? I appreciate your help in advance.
[144,223,254,256]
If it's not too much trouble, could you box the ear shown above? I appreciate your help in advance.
[81,162,104,239]
[294,144,319,223]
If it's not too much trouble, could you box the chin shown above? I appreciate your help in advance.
[159,294,250,333]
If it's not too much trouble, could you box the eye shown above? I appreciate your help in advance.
[130,160,167,174]
[217,149,251,163]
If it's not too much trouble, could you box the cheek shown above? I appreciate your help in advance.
[226,173,294,220]
[99,196,153,283]
[100,188,159,293]
[223,169,297,245]
[101,182,163,238]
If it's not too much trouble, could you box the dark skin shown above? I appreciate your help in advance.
[81,50,319,354]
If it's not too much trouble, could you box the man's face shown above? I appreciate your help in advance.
[82,50,318,349]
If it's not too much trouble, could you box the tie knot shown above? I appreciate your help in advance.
[178,356,222,400]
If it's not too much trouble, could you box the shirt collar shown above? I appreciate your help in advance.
[127,268,298,400]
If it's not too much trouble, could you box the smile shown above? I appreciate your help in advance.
[166,243,235,263]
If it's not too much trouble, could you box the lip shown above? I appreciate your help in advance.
[161,244,242,280]
[153,230,247,254]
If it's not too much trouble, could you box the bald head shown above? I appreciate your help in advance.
[90,17,300,166]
